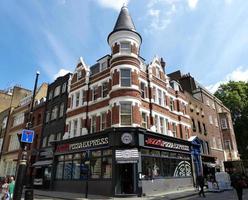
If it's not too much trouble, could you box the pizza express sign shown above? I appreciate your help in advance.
[56,136,109,153]
[145,136,190,152]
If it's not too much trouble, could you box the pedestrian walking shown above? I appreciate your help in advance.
[197,174,206,198]
[8,176,15,200]
[1,178,10,200]
[231,171,247,200]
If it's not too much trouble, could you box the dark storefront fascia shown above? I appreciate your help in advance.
[33,147,54,188]
[50,128,193,196]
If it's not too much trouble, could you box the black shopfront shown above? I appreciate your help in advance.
[50,128,193,196]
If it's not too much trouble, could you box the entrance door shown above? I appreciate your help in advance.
[115,163,137,195]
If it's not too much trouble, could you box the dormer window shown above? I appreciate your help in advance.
[120,42,131,54]
[77,71,82,80]
[101,61,108,71]
[155,67,160,78]
[120,69,131,87]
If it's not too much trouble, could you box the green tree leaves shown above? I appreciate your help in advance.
[214,81,248,159]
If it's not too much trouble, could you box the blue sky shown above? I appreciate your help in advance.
[0,0,248,92]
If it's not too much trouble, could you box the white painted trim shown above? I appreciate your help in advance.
[139,107,150,114]
[111,84,140,92]
[111,123,140,128]
[88,106,110,117]
[90,76,111,88]
[138,77,148,86]
[109,96,141,106]
[108,30,141,48]
[110,64,140,74]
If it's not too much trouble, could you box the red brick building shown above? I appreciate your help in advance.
[52,6,193,196]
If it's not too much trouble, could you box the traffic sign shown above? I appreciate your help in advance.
[21,129,35,143]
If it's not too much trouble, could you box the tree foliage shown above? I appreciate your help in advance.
[214,81,248,159]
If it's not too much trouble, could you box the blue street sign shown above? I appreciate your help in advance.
[21,129,35,143]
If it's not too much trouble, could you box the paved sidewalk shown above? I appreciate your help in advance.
[33,188,199,200]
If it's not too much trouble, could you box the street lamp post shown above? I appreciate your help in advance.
[85,150,90,198]
[13,71,40,200]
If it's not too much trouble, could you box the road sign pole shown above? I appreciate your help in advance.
[13,71,39,200]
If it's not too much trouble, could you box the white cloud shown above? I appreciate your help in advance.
[53,69,71,80]
[187,0,198,10]
[95,0,130,11]
[206,66,248,93]
[146,2,176,32]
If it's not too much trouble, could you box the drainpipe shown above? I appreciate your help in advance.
[146,65,153,126]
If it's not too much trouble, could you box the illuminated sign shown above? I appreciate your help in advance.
[144,136,190,151]
[56,136,109,153]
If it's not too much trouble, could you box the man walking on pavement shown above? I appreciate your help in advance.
[197,174,206,198]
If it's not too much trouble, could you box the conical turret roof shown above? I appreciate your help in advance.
[113,6,136,32]
[108,5,141,43]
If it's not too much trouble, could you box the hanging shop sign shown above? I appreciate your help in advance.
[115,148,139,163]
[56,136,109,153]
[144,136,190,152]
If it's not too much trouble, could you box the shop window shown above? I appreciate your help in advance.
[91,151,101,179]
[63,155,73,180]
[72,159,81,179]
[56,156,64,180]
[103,149,112,156]
[102,157,112,178]
[141,149,150,155]
[102,82,108,98]
[161,151,169,157]
[120,69,131,87]
[142,157,161,179]
[150,150,160,156]
[140,82,145,98]
[120,102,132,125]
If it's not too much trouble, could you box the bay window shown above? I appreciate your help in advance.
[120,102,132,125]
[120,69,131,87]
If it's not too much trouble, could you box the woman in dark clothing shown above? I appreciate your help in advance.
[231,172,246,200]
[197,175,206,198]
